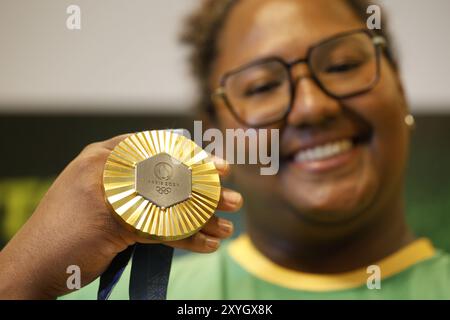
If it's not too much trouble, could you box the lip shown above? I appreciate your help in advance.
[288,143,362,174]
[282,127,372,174]
[283,131,356,158]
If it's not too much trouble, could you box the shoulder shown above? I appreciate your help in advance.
[409,249,450,283]
[382,247,450,299]
[405,247,450,279]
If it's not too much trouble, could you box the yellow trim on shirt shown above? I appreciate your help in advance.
[228,234,436,292]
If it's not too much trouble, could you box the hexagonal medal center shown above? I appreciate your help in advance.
[135,153,192,208]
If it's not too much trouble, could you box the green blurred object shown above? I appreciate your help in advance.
[0,178,53,246]
[405,117,450,253]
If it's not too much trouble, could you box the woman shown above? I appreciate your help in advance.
[1,0,449,299]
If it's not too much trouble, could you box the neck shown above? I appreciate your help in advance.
[245,194,415,274]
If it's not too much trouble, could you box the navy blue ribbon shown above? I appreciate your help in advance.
[98,244,174,300]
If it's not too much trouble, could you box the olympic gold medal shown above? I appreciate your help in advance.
[103,130,221,241]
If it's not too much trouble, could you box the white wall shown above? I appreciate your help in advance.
[382,0,450,113]
[0,0,449,114]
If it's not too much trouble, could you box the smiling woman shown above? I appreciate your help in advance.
[189,0,413,263]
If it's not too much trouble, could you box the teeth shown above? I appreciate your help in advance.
[294,139,353,163]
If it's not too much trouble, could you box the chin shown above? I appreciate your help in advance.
[286,194,372,224]
[281,169,379,225]
[278,139,379,221]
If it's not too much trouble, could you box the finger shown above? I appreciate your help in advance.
[101,133,133,151]
[165,232,221,253]
[200,216,234,239]
[211,156,230,177]
[131,227,224,252]
[217,188,243,212]
[132,212,235,249]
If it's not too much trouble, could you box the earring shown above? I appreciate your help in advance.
[404,114,415,129]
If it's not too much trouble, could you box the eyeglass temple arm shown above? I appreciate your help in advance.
[212,87,225,100]
[372,36,386,47]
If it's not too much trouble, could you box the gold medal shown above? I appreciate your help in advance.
[103,130,221,241]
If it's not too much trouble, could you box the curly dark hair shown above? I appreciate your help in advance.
[181,0,397,116]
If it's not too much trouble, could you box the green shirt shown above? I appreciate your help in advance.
[1,178,449,299]
[62,235,450,300]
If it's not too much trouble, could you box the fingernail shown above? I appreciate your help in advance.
[229,191,242,206]
[206,237,220,249]
[214,158,229,171]
[218,219,234,233]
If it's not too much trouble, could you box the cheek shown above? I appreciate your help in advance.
[347,59,409,179]
[216,102,242,130]
[215,104,254,176]
[214,102,282,192]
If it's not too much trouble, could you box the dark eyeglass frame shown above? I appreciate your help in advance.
[212,29,387,128]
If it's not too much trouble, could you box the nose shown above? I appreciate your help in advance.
[286,64,342,127]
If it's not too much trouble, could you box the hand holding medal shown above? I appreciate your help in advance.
[99,130,242,299]
[0,131,241,300]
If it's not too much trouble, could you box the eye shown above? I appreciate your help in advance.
[324,61,362,74]
[244,80,282,97]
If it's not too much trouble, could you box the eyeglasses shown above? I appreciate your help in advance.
[213,29,386,127]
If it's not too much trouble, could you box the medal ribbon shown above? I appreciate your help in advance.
[98,244,174,300]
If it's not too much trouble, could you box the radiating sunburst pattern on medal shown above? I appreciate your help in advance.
[103,130,221,241]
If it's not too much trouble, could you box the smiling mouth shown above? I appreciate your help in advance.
[287,132,372,165]
[294,139,353,163]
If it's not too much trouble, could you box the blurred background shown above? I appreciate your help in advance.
[1,0,450,251]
